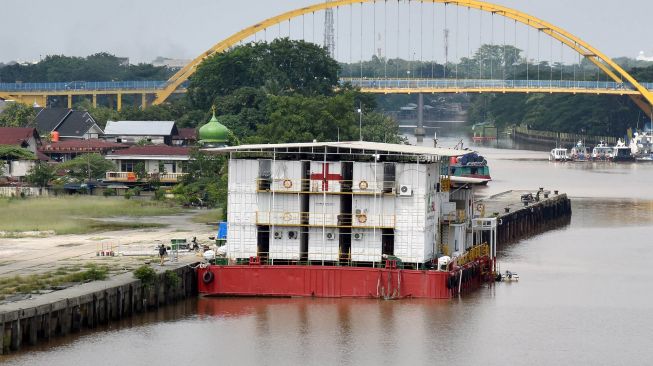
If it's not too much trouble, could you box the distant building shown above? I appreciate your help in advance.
[0,127,45,178]
[39,139,128,162]
[104,145,190,184]
[103,121,178,145]
[0,127,41,154]
[151,57,190,69]
[636,51,653,62]
[172,128,198,146]
[34,108,103,140]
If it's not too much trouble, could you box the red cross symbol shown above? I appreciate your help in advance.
[310,163,342,191]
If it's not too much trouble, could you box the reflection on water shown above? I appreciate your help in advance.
[3,136,653,365]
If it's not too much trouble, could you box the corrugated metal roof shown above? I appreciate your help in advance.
[204,141,468,157]
[108,145,190,156]
[104,121,176,136]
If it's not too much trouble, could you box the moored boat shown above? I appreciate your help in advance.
[591,141,614,161]
[197,141,498,300]
[612,139,635,162]
[570,140,590,162]
[549,148,570,162]
[448,152,492,185]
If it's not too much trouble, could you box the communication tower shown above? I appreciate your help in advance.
[324,0,336,58]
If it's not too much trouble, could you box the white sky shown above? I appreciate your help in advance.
[0,0,651,64]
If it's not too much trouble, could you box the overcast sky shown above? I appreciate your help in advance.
[0,0,651,64]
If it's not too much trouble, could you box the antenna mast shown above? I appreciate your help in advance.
[324,0,336,58]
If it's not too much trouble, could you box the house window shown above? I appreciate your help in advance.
[162,161,176,173]
[121,160,136,172]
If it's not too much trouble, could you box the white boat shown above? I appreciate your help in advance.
[570,140,590,161]
[500,270,519,282]
[630,131,653,159]
[613,139,635,162]
[591,141,614,161]
[549,148,570,162]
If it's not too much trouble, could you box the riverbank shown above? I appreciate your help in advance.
[0,261,197,354]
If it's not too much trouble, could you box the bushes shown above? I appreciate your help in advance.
[133,265,157,286]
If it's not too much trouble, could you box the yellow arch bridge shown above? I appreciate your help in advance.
[1,0,652,115]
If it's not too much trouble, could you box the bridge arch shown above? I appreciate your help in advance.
[153,0,653,114]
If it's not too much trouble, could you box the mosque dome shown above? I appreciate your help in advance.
[198,109,230,146]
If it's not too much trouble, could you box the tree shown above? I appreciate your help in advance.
[0,103,36,127]
[0,145,36,160]
[59,154,115,181]
[26,162,56,188]
[188,38,340,109]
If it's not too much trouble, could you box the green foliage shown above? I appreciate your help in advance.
[0,52,172,82]
[468,93,641,136]
[0,103,36,127]
[58,153,115,181]
[25,161,56,188]
[103,188,117,197]
[133,265,157,286]
[0,145,36,160]
[188,38,340,109]
[163,270,180,288]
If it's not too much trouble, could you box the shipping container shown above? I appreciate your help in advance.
[308,227,340,261]
[269,227,301,260]
[350,228,383,262]
[308,195,341,226]
[257,193,303,226]
[351,195,395,228]
[309,161,342,193]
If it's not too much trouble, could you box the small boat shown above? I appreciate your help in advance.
[448,152,491,185]
[570,140,590,162]
[549,148,570,162]
[500,270,519,282]
[630,131,653,160]
[591,141,614,161]
[612,139,635,162]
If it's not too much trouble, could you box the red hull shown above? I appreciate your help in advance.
[198,260,490,300]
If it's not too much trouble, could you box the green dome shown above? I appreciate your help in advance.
[199,111,230,146]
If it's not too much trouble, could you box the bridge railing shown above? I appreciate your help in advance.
[0,80,169,92]
[1,78,650,93]
[341,78,647,91]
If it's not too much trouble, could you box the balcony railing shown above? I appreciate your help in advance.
[255,211,396,229]
[105,172,187,183]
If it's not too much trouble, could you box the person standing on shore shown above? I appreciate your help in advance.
[158,244,167,266]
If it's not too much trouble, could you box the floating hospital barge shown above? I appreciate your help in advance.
[199,141,497,299]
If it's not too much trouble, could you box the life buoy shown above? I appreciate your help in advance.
[282,212,292,222]
[202,271,214,284]
[357,214,368,224]
[283,179,293,189]
[359,180,369,190]
[476,203,485,212]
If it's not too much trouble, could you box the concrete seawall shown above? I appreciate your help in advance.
[481,190,572,247]
[0,264,197,354]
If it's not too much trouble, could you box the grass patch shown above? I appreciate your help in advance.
[0,196,180,235]
[191,208,224,224]
[0,264,110,301]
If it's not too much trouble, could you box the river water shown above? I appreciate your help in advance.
[3,136,653,365]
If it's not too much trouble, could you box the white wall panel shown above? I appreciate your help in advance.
[308,228,339,261]
[350,229,383,262]
[309,162,342,193]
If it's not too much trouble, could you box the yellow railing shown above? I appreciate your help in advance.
[456,243,490,267]
[105,172,187,183]
[255,178,398,194]
[255,211,396,228]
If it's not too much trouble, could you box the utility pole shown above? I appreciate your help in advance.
[324,0,336,58]
[358,102,363,141]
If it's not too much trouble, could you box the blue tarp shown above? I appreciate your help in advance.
[217,222,228,240]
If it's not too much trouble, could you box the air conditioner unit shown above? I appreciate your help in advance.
[273,231,283,239]
[288,230,298,240]
[325,232,336,240]
[353,232,364,241]
[398,185,413,196]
